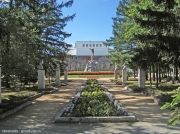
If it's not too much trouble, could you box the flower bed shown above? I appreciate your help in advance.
[85,79,98,85]
[67,71,121,75]
[71,85,120,117]
[54,79,136,123]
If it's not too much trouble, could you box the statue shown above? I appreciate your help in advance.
[89,48,94,61]
[84,48,98,72]
[123,64,126,70]
[37,60,43,70]
[56,64,60,71]
[89,48,94,55]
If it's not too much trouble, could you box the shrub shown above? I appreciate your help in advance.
[72,81,120,117]
[132,87,144,92]
[166,76,172,82]
[159,93,173,103]
[85,79,98,85]
[161,87,180,126]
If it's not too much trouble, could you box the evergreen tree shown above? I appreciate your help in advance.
[106,0,135,69]
[0,0,75,87]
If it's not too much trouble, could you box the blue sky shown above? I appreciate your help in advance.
[58,0,120,45]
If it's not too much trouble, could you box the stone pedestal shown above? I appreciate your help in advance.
[64,70,68,82]
[114,69,118,79]
[38,70,45,89]
[0,65,1,104]
[56,70,60,86]
[122,67,127,83]
[114,66,119,79]
[138,68,145,88]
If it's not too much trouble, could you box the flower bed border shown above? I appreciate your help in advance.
[54,81,136,123]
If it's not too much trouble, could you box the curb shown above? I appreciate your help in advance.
[0,101,32,120]
[55,116,136,123]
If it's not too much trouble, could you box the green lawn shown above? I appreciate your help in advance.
[1,80,66,101]
[114,77,180,96]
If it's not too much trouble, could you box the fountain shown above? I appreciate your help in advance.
[84,48,98,72]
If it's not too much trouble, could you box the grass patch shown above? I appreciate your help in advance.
[2,90,37,101]
[0,80,61,115]
[114,77,180,103]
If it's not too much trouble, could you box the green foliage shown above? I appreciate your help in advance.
[0,0,75,87]
[73,81,119,117]
[85,79,98,85]
[167,76,172,82]
[109,0,180,125]
[161,87,180,125]
[106,0,135,68]
[108,0,180,71]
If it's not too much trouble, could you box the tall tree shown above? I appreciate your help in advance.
[0,0,75,87]
[106,0,135,69]
[124,0,180,87]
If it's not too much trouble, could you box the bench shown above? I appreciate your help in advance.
[86,76,99,79]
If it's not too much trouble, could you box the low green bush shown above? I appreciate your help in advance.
[161,87,180,126]
[72,84,120,117]
[85,79,98,85]
[166,76,172,82]
[132,87,144,92]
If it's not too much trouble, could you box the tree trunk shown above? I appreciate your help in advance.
[178,67,180,83]
[156,64,159,88]
[159,64,161,82]
[167,67,170,77]
[175,66,178,81]
[172,65,175,84]
[152,64,155,81]
[49,73,51,85]
[150,65,152,88]
[133,68,136,78]
[4,33,11,88]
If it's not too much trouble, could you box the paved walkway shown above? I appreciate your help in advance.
[0,78,180,134]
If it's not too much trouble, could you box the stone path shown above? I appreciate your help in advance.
[0,78,180,134]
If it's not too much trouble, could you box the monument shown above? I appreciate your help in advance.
[63,61,68,82]
[55,64,60,86]
[138,68,145,88]
[122,65,127,84]
[38,60,45,89]
[84,48,98,72]
[114,65,119,79]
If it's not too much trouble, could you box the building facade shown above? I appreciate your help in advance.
[66,41,114,71]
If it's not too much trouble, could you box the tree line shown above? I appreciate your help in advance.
[0,0,75,88]
[107,0,180,88]
[107,0,180,126]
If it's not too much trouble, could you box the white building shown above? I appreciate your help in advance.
[67,41,109,56]
[66,41,113,71]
